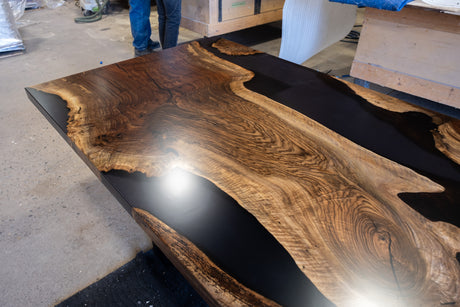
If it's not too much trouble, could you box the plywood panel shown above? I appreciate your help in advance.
[207,9,282,36]
[365,6,460,34]
[260,0,285,13]
[221,0,255,21]
[181,0,210,23]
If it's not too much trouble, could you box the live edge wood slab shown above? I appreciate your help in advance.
[26,39,460,307]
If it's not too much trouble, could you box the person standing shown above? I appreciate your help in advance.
[129,0,160,56]
[129,0,181,56]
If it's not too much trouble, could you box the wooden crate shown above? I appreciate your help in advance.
[350,6,460,109]
[181,0,284,37]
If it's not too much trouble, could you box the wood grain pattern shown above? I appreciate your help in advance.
[364,6,460,35]
[212,39,263,56]
[132,207,281,307]
[337,79,442,121]
[32,41,460,306]
[339,78,460,166]
[433,120,460,166]
[260,0,285,13]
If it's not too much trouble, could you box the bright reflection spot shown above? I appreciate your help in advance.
[161,168,195,198]
[346,296,379,307]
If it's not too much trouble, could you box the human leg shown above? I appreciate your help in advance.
[156,0,166,48]
[158,0,181,49]
[129,0,152,50]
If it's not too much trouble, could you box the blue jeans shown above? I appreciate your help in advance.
[156,0,181,49]
[129,0,153,50]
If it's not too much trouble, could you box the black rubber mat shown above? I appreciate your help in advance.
[56,246,208,307]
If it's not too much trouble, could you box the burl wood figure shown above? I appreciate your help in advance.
[31,41,459,306]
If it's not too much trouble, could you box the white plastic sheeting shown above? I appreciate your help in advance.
[279,0,357,64]
[0,0,25,55]
[9,0,26,20]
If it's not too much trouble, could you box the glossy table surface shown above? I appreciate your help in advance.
[26,38,460,307]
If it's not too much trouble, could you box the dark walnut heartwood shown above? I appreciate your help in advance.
[27,40,460,306]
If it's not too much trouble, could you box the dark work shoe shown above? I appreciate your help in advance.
[134,40,160,57]
[148,40,160,50]
[134,48,152,57]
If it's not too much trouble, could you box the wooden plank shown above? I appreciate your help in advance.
[221,0,255,21]
[180,0,283,36]
[351,6,460,108]
[365,6,460,35]
[351,61,460,108]
[356,7,460,85]
[209,0,219,25]
[180,16,209,36]
[181,8,283,36]
[181,0,210,24]
[29,40,460,306]
[260,0,285,13]
[206,9,282,36]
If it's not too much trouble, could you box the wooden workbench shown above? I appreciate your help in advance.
[26,38,460,306]
[351,6,460,109]
[181,0,284,36]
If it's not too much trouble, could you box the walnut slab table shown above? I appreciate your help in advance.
[26,38,460,307]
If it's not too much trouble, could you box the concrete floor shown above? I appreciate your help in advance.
[0,2,361,306]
